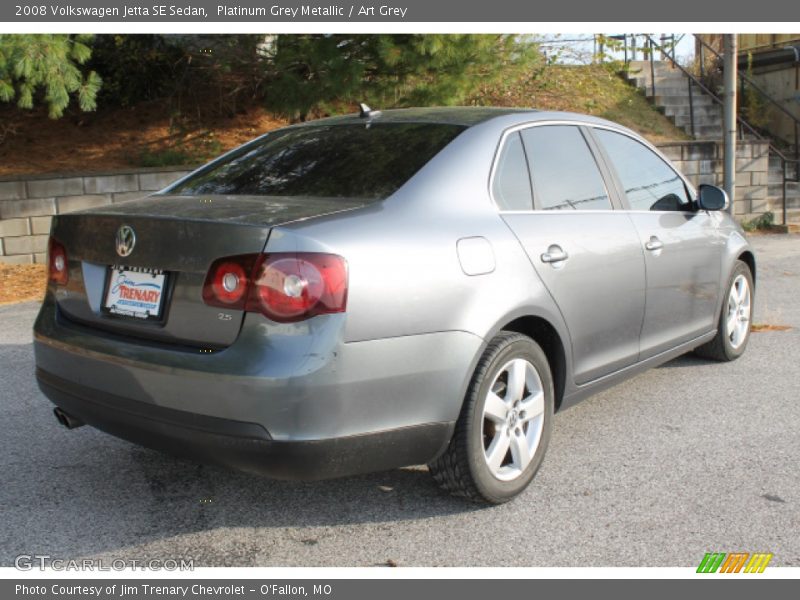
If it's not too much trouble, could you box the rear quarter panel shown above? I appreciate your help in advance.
[265,122,575,415]
[265,123,569,345]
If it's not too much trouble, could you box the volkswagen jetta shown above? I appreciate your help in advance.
[34,107,755,503]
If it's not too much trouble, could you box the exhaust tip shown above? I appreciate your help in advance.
[53,407,84,430]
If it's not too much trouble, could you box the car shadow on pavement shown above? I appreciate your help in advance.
[656,353,719,369]
[1,334,486,564]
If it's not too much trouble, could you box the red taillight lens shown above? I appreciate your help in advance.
[251,253,348,322]
[48,237,68,285]
[202,252,348,323]
[209,261,249,305]
[203,256,257,310]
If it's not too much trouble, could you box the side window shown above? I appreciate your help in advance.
[594,129,690,211]
[492,132,533,210]
[520,125,612,211]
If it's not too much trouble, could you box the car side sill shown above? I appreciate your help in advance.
[559,330,718,411]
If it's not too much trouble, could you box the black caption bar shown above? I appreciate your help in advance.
[1,0,794,22]
[3,580,794,600]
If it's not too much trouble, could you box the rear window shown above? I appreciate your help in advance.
[168,123,466,200]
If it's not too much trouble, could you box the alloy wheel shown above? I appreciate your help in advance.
[481,358,546,481]
[726,273,751,350]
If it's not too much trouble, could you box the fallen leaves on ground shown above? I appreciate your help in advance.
[751,323,792,332]
[0,264,47,304]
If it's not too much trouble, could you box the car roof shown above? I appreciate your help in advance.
[295,106,638,136]
[307,107,536,127]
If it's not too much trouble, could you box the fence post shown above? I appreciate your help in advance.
[688,78,696,138]
[623,35,628,64]
[783,159,788,225]
[649,38,656,98]
[723,34,738,213]
[699,41,705,79]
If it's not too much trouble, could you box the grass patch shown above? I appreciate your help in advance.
[134,129,224,168]
[471,64,688,142]
[136,148,194,168]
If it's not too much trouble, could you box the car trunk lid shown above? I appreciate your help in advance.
[51,195,365,348]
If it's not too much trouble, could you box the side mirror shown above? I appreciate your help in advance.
[697,185,729,212]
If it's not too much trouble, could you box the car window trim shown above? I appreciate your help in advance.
[578,125,626,211]
[583,124,698,215]
[491,130,535,211]
[489,120,626,214]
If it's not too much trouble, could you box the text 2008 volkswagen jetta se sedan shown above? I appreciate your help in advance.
[34,107,755,504]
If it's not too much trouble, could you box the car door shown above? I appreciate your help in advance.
[497,124,646,385]
[590,127,723,360]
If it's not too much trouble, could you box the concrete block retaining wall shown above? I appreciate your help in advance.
[657,140,771,219]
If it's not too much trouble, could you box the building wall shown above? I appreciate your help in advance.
[745,65,800,148]
[739,34,800,53]
[0,144,773,264]
[739,34,800,147]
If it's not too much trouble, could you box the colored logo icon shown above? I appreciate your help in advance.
[697,552,773,573]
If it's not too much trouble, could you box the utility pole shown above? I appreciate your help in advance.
[723,34,737,213]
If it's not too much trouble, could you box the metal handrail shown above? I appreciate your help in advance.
[633,34,798,224]
[694,33,800,158]
[640,35,768,142]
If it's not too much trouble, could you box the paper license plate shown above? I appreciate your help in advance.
[104,267,167,320]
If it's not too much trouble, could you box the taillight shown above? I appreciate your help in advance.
[48,237,68,285]
[252,253,348,322]
[204,260,250,307]
[203,253,348,323]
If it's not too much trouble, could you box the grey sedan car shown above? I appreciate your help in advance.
[34,107,754,504]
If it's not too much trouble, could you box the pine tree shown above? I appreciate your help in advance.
[264,35,542,121]
[0,34,102,118]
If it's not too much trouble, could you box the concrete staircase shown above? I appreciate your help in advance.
[626,60,724,140]
[626,59,800,223]
[768,153,800,221]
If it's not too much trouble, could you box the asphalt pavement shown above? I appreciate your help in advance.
[1,234,798,567]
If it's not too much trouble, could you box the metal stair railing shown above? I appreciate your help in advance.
[694,33,800,168]
[621,34,798,224]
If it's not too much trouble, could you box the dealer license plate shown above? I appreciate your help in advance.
[104,267,167,320]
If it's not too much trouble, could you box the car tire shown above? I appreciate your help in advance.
[428,331,554,504]
[694,260,754,362]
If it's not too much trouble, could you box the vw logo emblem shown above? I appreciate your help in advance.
[115,225,136,258]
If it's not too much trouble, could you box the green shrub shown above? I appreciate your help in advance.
[741,211,775,232]
[136,149,193,168]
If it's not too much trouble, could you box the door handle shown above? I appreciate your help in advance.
[541,246,569,264]
[645,237,664,252]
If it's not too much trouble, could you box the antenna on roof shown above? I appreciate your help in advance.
[359,103,381,119]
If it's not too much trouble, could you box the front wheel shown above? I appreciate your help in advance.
[695,260,754,361]
[429,332,554,504]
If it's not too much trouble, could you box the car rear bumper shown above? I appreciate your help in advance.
[37,368,453,480]
[33,294,483,479]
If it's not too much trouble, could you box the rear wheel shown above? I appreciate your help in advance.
[429,332,554,504]
[695,260,754,361]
